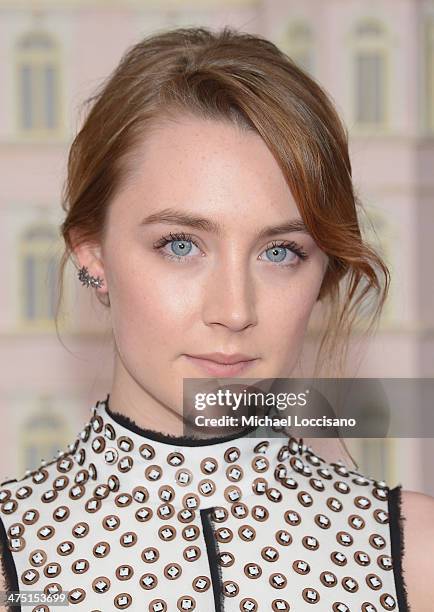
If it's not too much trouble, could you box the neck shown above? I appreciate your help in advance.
[109,358,186,435]
[108,357,268,442]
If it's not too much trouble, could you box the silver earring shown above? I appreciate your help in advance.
[77,265,104,289]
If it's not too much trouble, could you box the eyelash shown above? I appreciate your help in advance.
[153,231,309,267]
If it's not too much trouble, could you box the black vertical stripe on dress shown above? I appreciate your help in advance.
[387,484,411,611]
[200,507,224,611]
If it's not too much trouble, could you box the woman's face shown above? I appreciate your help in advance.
[79,114,329,420]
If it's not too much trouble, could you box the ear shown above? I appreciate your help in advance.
[71,233,108,297]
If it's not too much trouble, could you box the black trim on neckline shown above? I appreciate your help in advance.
[103,393,262,447]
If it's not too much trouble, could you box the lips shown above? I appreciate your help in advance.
[184,354,258,377]
[186,352,256,365]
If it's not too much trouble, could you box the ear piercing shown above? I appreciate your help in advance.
[77,265,104,289]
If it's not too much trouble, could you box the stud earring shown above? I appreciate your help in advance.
[77,265,104,289]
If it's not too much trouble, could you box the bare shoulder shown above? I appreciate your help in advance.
[400,488,434,611]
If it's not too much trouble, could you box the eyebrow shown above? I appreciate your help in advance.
[139,208,310,240]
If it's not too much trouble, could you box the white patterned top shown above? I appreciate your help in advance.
[0,395,409,612]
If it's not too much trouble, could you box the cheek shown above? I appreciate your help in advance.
[267,273,322,351]
[108,258,195,353]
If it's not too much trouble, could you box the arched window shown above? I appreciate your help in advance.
[425,18,434,132]
[15,30,62,136]
[281,22,314,75]
[19,224,59,325]
[352,19,388,128]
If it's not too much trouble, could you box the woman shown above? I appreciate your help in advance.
[0,26,432,612]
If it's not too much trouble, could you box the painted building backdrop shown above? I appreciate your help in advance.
[0,0,433,495]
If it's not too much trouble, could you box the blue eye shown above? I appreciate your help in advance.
[260,241,308,266]
[264,245,294,264]
[168,238,193,257]
[153,232,200,263]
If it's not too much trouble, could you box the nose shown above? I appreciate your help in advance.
[202,254,258,331]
